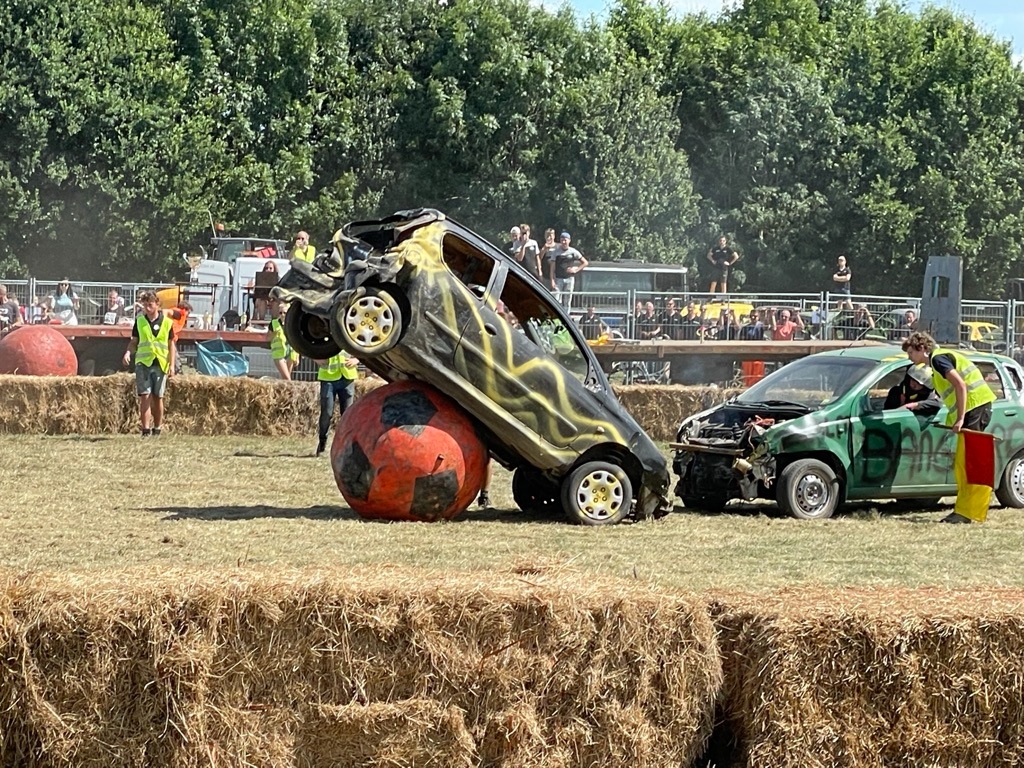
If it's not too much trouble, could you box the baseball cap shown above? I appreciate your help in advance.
[510,226,521,235]
[560,231,571,239]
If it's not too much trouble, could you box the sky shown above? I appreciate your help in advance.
[564,0,1024,64]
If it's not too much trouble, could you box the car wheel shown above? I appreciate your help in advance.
[679,494,728,512]
[332,287,402,357]
[777,459,840,520]
[995,453,1024,508]
[284,303,341,359]
[561,461,633,526]
[511,467,560,514]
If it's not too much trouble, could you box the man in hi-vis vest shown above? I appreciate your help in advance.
[903,331,997,524]
[123,290,177,437]
[315,353,359,456]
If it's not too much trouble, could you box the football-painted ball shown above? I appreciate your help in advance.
[331,380,488,521]
[0,325,78,376]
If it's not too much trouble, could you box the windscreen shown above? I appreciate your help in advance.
[737,356,878,409]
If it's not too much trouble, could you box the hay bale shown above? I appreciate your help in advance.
[0,567,720,767]
[615,385,741,442]
[0,374,386,436]
[711,588,1024,767]
[296,700,476,767]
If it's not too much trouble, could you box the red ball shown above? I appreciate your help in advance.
[0,325,78,376]
[331,381,488,521]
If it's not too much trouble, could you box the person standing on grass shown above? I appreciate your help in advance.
[269,298,298,380]
[903,331,997,524]
[315,353,359,456]
[123,290,176,437]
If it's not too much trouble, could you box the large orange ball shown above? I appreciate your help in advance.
[0,325,78,376]
[331,381,488,521]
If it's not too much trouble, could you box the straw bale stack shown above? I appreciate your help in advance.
[615,385,741,442]
[0,566,721,767]
[0,375,735,440]
[710,588,1024,767]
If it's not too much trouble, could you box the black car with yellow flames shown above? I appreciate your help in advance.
[272,208,670,524]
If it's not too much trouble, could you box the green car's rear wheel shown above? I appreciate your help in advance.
[996,453,1024,508]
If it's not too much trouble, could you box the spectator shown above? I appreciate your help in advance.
[547,231,588,309]
[253,259,279,320]
[102,289,126,325]
[314,353,360,457]
[122,290,176,437]
[706,235,740,293]
[46,279,79,325]
[846,304,875,338]
[716,308,741,340]
[889,309,918,341]
[739,309,766,340]
[507,226,522,260]
[661,298,685,340]
[680,301,704,340]
[636,301,662,340]
[578,306,607,341]
[538,228,557,288]
[27,296,45,324]
[767,307,804,341]
[290,231,316,262]
[0,284,23,336]
[519,224,541,280]
[832,255,853,309]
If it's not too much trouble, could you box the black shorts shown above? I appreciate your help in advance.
[964,402,992,431]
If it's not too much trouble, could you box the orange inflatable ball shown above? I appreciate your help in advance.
[332,380,488,521]
[0,325,78,376]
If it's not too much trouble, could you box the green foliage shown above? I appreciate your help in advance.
[0,0,1022,299]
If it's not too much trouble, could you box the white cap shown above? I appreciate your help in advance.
[510,226,521,235]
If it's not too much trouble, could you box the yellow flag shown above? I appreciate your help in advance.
[954,433,992,523]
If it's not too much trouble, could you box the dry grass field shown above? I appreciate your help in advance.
[4,433,1023,590]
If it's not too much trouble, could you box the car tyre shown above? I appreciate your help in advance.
[332,287,402,357]
[777,458,840,520]
[561,461,633,526]
[995,453,1024,508]
[284,303,341,359]
[511,467,560,514]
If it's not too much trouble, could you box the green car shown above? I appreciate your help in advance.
[673,346,1024,519]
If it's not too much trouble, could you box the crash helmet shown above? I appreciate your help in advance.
[906,364,933,387]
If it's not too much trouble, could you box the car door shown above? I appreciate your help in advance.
[849,364,955,495]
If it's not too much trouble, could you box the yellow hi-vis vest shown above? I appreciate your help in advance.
[269,318,292,361]
[136,314,173,372]
[317,354,358,382]
[291,244,316,263]
[930,348,997,425]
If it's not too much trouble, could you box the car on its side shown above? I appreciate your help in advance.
[673,346,1024,519]
[273,208,671,525]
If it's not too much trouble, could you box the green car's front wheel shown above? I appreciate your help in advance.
[333,287,403,357]
[777,458,840,520]
[996,452,1024,508]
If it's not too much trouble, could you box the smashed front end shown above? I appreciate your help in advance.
[672,402,810,507]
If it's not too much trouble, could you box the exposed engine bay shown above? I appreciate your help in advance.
[672,400,812,506]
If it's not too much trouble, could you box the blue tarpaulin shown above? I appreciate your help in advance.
[195,339,249,377]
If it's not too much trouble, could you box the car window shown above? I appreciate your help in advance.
[1005,364,1023,395]
[864,366,909,412]
[737,355,877,408]
[976,361,1006,399]
[442,234,495,293]
[499,270,590,382]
